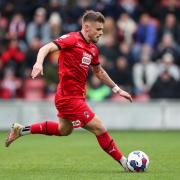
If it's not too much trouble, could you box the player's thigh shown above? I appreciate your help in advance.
[58,118,73,135]
[83,114,107,135]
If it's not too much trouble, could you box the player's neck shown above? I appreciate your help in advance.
[80,30,91,44]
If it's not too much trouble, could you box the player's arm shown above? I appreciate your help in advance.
[31,42,59,79]
[92,64,132,102]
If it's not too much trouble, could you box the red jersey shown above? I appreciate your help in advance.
[53,32,99,99]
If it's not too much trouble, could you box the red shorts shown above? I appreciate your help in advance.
[55,94,95,128]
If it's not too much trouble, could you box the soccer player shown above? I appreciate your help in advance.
[5,10,132,171]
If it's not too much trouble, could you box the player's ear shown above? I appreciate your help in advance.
[84,22,90,33]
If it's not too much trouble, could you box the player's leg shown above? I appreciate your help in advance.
[5,118,73,147]
[83,114,128,171]
[29,118,73,136]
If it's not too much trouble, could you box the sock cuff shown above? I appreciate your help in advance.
[96,131,109,138]
[96,131,113,150]
[21,126,30,136]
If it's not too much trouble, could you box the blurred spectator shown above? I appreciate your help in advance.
[158,0,180,21]
[139,0,160,16]
[155,33,180,66]
[95,0,113,14]
[103,16,116,36]
[99,34,119,63]
[98,54,113,71]
[2,0,48,22]
[116,13,137,45]
[71,0,96,21]
[8,13,26,40]
[132,13,158,62]
[64,0,95,33]
[133,53,158,96]
[24,37,41,77]
[110,56,134,102]
[158,13,180,44]
[26,7,51,45]
[47,0,67,22]
[158,53,180,81]
[48,12,62,39]
[118,42,134,66]
[119,0,142,21]
[102,0,141,21]
[97,16,116,46]
[150,70,179,99]
[0,2,15,19]
[110,56,133,93]
[135,13,157,49]
[87,75,111,101]
[8,13,27,51]
[0,68,22,99]
[0,39,25,77]
[0,16,9,41]
[48,0,61,14]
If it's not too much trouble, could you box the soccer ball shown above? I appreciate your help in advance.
[127,150,149,172]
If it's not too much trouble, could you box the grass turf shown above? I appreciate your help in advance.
[0,130,180,180]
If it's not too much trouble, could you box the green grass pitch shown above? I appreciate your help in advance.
[0,130,180,180]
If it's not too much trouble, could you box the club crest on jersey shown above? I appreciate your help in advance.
[81,52,92,66]
[84,111,90,119]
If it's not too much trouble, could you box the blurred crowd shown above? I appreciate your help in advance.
[0,0,180,101]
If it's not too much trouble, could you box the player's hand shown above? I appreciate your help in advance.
[31,62,43,79]
[118,89,133,103]
[112,85,133,102]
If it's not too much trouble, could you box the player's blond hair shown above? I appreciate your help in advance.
[82,10,105,23]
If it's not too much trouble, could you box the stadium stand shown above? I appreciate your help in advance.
[0,0,180,101]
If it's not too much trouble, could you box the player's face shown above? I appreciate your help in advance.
[88,22,104,43]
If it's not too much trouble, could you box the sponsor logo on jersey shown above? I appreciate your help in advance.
[81,52,92,67]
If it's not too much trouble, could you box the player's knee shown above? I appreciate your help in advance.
[86,116,107,135]
[94,118,107,135]
[59,118,73,136]
[93,125,107,135]
[60,126,73,136]
[89,120,106,135]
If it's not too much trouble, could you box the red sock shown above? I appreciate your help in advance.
[30,121,61,136]
[96,131,123,161]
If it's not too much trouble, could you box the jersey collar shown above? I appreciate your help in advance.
[79,31,90,44]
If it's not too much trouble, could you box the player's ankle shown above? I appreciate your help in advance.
[119,156,129,171]
[119,156,127,164]
[20,126,31,136]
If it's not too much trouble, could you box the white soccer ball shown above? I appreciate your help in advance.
[127,150,149,172]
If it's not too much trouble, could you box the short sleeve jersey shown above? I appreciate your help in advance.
[53,32,99,99]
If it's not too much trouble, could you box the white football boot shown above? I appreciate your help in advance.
[5,123,23,147]
[119,156,130,171]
